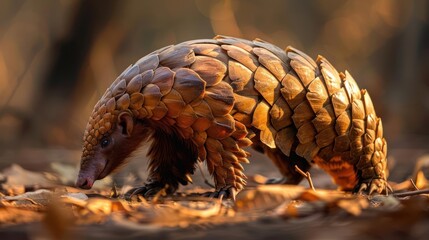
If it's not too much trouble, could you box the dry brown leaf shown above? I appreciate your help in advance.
[276,191,369,217]
[85,198,113,215]
[299,189,369,216]
[162,199,221,218]
[298,189,347,202]
[277,200,326,218]
[1,164,55,189]
[4,189,53,205]
[82,198,131,215]
[336,197,368,216]
[235,185,306,212]
[60,192,89,208]
[0,206,43,224]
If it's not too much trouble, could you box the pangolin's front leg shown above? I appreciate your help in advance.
[127,127,198,198]
[197,121,252,200]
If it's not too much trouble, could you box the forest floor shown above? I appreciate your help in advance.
[0,140,429,240]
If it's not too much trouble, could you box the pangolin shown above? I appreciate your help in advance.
[76,35,389,199]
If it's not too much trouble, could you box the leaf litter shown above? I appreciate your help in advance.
[1,155,429,239]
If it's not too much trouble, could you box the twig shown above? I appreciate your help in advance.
[110,182,119,198]
[295,165,315,191]
[409,178,419,190]
[393,189,429,198]
[197,161,215,188]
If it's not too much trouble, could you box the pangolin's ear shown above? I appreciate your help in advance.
[117,112,134,137]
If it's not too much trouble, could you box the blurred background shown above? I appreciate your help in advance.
[0,0,428,177]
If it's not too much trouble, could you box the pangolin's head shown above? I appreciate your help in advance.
[76,65,152,189]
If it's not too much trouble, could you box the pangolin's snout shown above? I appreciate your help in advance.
[76,175,94,189]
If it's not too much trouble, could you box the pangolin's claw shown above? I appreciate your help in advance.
[369,183,378,195]
[125,187,145,200]
[218,190,227,200]
[228,187,237,201]
[387,184,393,193]
[144,188,160,197]
[202,186,237,200]
[357,183,368,194]
[131,186,149,196]
[125,186,154,200]
[356,178,389,195]
[125,181,169,200]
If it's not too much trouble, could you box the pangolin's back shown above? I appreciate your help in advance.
[195,36,386,190]
[83,35,387,192]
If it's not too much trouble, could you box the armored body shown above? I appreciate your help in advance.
[76,36,388,198]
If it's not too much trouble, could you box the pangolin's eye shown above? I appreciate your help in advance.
[100,137,110,148]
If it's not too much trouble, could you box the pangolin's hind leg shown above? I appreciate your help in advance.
[266,148,311,184]
[253,140,311,185]
[126,127,198,199]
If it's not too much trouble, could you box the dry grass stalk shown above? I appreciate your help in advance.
[294,165,315,191]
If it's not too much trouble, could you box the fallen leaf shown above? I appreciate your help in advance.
[4,189,53,205]
[298,189,348,202]
[276,200,326,218]
[336,197,368,216]
[235,185,306,212]
[0,206,43,224]
[1,164,55,190]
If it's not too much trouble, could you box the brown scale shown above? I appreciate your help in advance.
[77,35,389,199]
